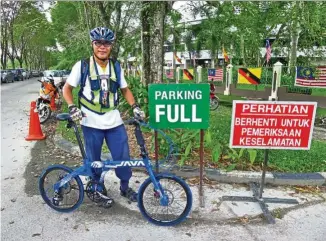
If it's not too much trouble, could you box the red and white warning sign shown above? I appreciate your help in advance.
[230,101,317,150]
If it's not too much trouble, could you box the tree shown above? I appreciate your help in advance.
[1,1,21,69]
[13,2,55,68]
[50,1,141,69]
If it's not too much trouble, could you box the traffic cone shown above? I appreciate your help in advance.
[25,101,46,141]
[50,96,57,111]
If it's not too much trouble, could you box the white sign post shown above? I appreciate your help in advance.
[196,66,202,83]
[224,64,233,95]
[269,61,283,100]
[176,67,180,83]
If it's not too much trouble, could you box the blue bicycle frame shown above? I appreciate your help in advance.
[53,114,176,206]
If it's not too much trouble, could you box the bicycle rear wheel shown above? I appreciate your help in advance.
[39,164,84,212]
[210,97,219,110]
[138,174,192,226]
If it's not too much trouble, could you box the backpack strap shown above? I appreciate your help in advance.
[110,58,121,106]
[111,58,121,87]
[78,58,90,108]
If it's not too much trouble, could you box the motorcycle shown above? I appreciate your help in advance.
[36,91,52,124]
[36,76,58,124]
[209,83,219,111]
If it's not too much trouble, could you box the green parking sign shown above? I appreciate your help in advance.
[148,84,210,129]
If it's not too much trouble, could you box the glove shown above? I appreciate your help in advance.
[132,103,145,120]
[68,104,83,122]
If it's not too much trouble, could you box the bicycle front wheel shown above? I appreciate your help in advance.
[39,164,84,213]
[138,174,192,226]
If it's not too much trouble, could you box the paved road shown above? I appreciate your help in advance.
[1,78,326,241]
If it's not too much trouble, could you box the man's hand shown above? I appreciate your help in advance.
[68,104,83,122]
[132,103,145,120]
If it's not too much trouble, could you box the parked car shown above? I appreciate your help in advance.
[17,68,28,80]
[8,69,24,81]
[32,70,41,77]
[61,70,70,82]
[42,70,64,86]
[1,70,15,83]
[26,70,33,79]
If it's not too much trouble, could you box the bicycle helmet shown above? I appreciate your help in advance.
[89,27,115,42]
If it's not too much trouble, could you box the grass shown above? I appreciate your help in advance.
[235,84,267,91]
[312,88,326,97]
[57,87,82,144]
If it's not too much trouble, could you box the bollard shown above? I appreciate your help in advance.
[269,61,283,101]
[176,67,180,83]
[224,64,233,95]
[196,66,202,83]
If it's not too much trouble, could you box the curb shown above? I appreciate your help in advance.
[54,133,326,187]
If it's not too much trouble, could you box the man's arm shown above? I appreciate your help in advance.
[63,83,75,107]
[120,87,136,106]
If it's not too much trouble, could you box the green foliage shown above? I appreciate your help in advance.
[247,149,257,165]
[281,74,294,86]
[118,77,149,117]
[10,2,56,69]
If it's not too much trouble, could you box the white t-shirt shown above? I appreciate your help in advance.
[66,59,128,130]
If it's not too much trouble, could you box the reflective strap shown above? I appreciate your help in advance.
[79,96,114,114]
[109,93,114,107]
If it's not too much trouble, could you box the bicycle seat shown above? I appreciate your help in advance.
[56,113,71,121]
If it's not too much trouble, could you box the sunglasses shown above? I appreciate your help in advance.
[93,41,113,47]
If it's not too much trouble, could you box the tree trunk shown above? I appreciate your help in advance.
[1,24,8,69]
[9,22,16,69]
[141,2,151,86]
[288,1,301,75]
[149,2,166,83]
[240,34,246,66]
[9,56,15,68]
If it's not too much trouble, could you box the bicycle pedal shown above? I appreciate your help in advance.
[95,191,111,200]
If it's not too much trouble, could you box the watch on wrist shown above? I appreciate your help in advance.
[131,103,140,109]
[68,104,76,111]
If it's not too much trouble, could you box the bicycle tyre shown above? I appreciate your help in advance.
[210,96,219,111]
[137,174,192,226]
[39,164,84,213]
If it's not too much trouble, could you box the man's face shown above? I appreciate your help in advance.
[92,40,113,60]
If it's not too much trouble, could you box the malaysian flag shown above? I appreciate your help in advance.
[295,66,326,88]
[266,39,271,63]
[208,68,223,81]
[166,69,174,79]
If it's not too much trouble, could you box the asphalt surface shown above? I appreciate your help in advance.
[1,78,326,241]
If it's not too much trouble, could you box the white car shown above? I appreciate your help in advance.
[42,70,64,86]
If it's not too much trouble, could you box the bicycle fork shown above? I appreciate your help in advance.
[147,167,169,206]
[134,124,169,206]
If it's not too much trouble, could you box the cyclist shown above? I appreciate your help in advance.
[62,27,145,202]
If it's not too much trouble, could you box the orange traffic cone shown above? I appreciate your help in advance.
[25,101,46,141]
[50,96,57,111]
